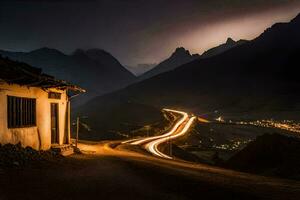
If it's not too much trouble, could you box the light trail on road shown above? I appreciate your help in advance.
[124,109,196,159]
[130,109,188,145]
[121,138,141,144]
[146,116,196,159]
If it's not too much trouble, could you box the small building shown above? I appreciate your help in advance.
[0,56,85,154]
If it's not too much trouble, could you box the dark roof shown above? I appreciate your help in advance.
[0,55,85,92]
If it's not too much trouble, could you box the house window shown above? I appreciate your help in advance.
[7,96,36,128]
[48,92,61,100]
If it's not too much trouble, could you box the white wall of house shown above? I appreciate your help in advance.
[0,82,70,150]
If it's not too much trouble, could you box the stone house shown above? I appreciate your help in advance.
[0,56,85,155]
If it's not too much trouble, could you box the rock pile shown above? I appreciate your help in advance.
[0,143,63,168]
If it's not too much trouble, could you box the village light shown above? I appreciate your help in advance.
[215,116,225,122]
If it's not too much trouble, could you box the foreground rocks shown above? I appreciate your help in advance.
[0,143,63,168]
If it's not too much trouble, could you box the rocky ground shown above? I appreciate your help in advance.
[0,143,63,168]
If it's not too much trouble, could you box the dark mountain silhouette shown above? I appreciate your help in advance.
[114,13,300,112]
[138,47,200,80]
[0,48,136,105]
[0,48,72,80]
[224,133,300,180]
[138,39,246,80]
[201,38,247,58]
[76,13,300,136]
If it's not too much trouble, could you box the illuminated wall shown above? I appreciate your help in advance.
[0,83,70,150]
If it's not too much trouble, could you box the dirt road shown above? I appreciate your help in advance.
[1,141,300,200]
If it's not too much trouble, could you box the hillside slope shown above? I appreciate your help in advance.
[225,133,300,180]
[76,13,300,137]
[201,38,247,58]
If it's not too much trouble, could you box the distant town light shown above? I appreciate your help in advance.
[215,116,225,122]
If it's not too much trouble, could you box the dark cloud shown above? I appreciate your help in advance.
[0,0,299,65]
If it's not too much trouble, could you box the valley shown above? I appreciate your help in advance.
[1,3,300,199]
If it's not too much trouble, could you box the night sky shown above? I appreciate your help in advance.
[1,0,300,66]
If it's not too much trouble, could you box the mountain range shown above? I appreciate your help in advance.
[0,48,136,105]
[0,37,247,106]
[76,13,300,137]
[138,38,247,80]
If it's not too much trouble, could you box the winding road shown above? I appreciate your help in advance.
[2,109,300,200]
[2,108,300,200]
[124,109,196,159]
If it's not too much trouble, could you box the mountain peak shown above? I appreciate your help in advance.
[138,47,198,80]
[226,37,235,44]
[72,48,112,58]
[71,48,134,76]
[172,47,191,57]
[34,47,55,52]
[72,49,86,55]
[85,48,113,58]
[175,47,187,51]
[86,48,106,53]
[30,47,65,56]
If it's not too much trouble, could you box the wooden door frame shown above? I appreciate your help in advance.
[50,103,59,144]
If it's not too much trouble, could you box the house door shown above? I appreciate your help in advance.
[51,103,59,144]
